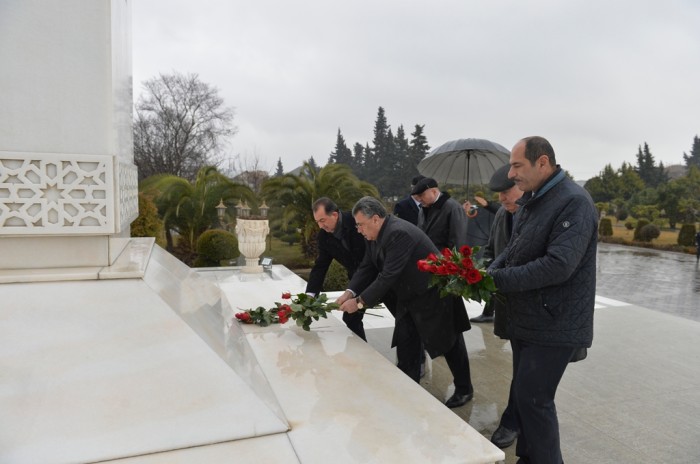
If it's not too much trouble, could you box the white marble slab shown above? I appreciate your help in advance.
[104,435,299,463]
[215,272,505,464]
[0,278,288,464]
[99,237,155,280]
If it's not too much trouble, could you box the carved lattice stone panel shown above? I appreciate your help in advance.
[0,153,115,235]
[117,161,139,232]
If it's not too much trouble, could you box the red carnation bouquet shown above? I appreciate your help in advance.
[417,245,496,304]
[234,292,339,331]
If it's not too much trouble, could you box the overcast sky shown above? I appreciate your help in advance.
[132,0,700,181]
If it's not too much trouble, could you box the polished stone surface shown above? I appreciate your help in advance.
[364,294,700,464]
[0,276,288,464]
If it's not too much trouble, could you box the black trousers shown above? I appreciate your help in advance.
[342,311,366,341]
[511,339,575,464]
[394,309,472,393]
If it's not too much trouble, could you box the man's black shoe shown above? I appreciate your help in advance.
[491,425,518,448]
[470,314,494,323]
[445,390,473,408]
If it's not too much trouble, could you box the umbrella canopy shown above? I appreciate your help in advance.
[417,138,511,190]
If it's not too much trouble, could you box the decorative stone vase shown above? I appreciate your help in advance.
[235,219,270,273]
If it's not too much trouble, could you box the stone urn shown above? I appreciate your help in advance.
[235,219,270,273]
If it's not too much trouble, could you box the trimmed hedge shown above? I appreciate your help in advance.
[194,229,238,267]
[633,219,650,241]
[677,224,697,247]
[599,218,613,237]
[638,223,660,242]
[322,260,349,292]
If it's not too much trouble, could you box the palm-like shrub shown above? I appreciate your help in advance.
[140,166,254,264]
[262,162,378,258]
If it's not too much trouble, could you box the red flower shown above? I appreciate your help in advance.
[459,245,472,257]
[277,310,289,323]
[461,257,474,269]
[235,312,251,322]
[442,248,453,258]
[280,304,292,314]
[281,292,292,299]
[466,268,483,284]
[417,260,431,271]
[445,262,460,275]
[427,253,439,263]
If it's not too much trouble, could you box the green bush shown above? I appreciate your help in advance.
[624,221,634,230]
[677,224,697,246]
[599,218,613,237]
[616,209,628,222]
[633,219,650,241]
[322,260,349,292]
[194,229,238,267]
[131,192,165,246]
[637,223,660,242]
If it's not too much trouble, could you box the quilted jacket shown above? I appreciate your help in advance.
[489,169,598,347]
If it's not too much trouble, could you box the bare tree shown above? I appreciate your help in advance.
[225,152,270,194]
[134,72,236,181]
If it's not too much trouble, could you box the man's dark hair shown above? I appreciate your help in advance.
[312,197,339,214]
[523,136,556,166]
[352,196,387,218]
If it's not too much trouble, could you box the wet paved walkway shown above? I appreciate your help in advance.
[596,242,700,322]
[362,241,700,463]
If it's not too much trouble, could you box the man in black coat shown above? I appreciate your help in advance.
[488,136,598,464]
[306,197,367,340]
[392,175,425,225]
[336,196,473,408]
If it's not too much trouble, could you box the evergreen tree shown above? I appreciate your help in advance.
[408,124,430,176]
[635,142,665,188]
[328,129,353,166]
[683,135,700,168]
[307,156,319,173]
[366,106,390,186]
[352,142,365,173]
[275,157,284,177]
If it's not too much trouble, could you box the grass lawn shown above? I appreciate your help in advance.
[609,223,680,246]
[261,236,312,270]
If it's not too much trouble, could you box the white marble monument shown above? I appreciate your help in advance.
[0,1,504,463]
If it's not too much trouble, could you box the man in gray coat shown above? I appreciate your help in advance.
[336,197,473,408]
[488,136,598,464]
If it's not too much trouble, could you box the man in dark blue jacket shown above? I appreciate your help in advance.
[488,136,598,464]
[306,197,367,340]
[392,175,424,225]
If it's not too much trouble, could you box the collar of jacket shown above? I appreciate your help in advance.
[426,191,450,210]
[517,166,565,206]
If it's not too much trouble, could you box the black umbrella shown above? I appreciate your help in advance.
[417,138,510,192]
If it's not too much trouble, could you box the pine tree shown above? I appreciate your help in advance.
[408,124,430,178]
[352,143,364,173]
[636,142,665,188]
[307,156,319,173]
[275,157,284,177]
[683,135,700,168]
[328,129,353,166]
[366,107,390,186]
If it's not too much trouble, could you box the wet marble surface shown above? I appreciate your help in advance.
[0,273,289,463]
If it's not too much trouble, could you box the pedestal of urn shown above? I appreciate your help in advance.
[235,219,270,273]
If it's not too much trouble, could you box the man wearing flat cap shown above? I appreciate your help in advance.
[474,163,524,449]
[412,177,475,408]
[413,177,469,251]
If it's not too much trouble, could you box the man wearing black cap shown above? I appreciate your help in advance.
[412,177,475,408]
[393,175,425,225]
[477,164,524,449]
[470,165,523,324]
